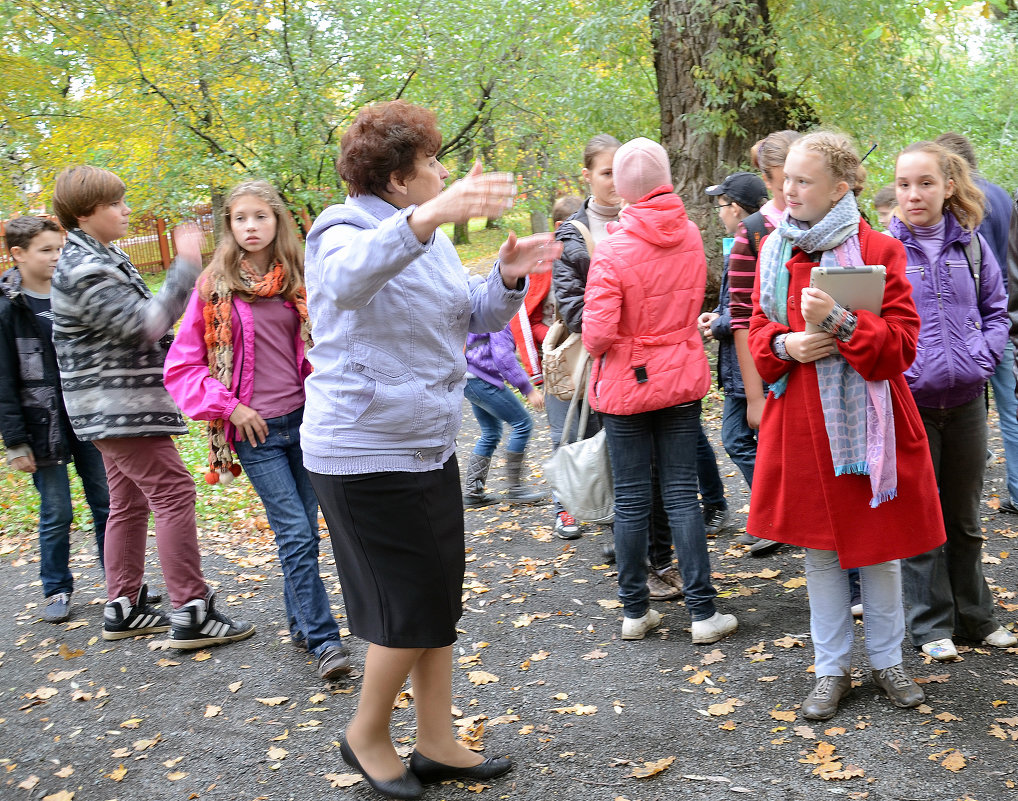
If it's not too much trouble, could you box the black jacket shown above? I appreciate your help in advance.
[0,268,73,466]
[552,200,595,334]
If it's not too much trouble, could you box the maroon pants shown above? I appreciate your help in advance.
[94,436,206,608]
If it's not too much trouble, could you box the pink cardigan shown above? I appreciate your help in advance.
[163,286,312,444]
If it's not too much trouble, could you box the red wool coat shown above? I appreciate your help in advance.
[582,189,711,416]
[747,222,946,568]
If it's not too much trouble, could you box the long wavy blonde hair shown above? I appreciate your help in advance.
[199,180,305,301]
[894,141,984,232]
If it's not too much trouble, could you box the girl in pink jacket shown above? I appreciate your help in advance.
[164,180,349,683]
[582,138,737,646]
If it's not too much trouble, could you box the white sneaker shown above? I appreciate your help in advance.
[921,637,958,661]
[691,611,738,644]
[983,626,1018,648]
[621,609,662,640]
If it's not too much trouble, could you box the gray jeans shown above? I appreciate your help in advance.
[902,395,999,645]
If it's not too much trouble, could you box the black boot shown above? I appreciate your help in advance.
[503,451,547,503]
[463,454,497,508]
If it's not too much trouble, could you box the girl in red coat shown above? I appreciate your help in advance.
[748,131,946,720]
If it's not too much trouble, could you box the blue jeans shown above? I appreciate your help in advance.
[33,436,109,597]
[234,406,342,659]
[696,421,726,507]
[720,394,757,489]
[989,341,1018,503]
[464,377,533,456]
[603,401,718,621]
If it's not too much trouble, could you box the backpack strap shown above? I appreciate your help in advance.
[567,218,595,256]
[741,211,767,259]
[962,233,982,296]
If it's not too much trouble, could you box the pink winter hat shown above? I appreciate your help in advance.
[613,137,672,203]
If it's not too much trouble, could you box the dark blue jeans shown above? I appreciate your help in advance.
[720,394,757,489]
[603,401,718,621]
[33,437,109,597]
[234,406,343,659]
[463,377,533,456]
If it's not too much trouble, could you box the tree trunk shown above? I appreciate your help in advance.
[453,148,474,246]
[650,0,813,303]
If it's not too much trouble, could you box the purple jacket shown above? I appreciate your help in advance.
[465,325,533,396]
[892,212,1007,409]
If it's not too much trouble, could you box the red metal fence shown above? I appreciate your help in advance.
[0,211,217,274]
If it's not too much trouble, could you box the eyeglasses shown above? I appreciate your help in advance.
[715,202,735,208]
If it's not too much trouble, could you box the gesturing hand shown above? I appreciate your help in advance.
[172,223,204,266]
[409,162,516,242]
[498,231,561,288]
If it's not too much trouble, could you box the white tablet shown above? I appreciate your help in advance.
[805,266,886,334]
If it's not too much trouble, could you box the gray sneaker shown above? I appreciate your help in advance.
[42,592,72,623]
[871,664,924,708]
[801,674,852,720]
[317,645,352,681]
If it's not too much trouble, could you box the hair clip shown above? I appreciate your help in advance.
[861,142,878,163]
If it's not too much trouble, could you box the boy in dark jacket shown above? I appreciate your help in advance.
[0,216,109,623]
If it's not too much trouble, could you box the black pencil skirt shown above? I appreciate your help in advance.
[308,455,464,648]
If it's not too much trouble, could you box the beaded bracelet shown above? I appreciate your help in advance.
[772,333,792,360]
[819,303,858,342]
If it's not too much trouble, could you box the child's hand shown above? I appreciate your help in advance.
[698,312,719,339]
[800,287,836,327]
[172,223,204,266]
[526,388,545,411]
[784,331,838,363]
[229,403,269,445]
[10,454,36,474]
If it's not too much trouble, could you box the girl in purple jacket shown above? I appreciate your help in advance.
[891,141,1016,660]
[462,325,547,506]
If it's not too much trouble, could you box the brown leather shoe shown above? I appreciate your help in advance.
[871,664,924,708]
[655,566,684,597]
[801,674,852,720]
[647,571,681,601]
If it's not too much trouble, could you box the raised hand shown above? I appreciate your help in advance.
[497,231,562,287]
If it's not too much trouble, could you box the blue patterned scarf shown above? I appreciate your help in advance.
[758,192,896,507]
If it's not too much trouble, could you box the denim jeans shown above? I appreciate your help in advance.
[33,436,109,597]
[903,396,999,645]
[234,406,343,659]
[805,549,904,676]
[989,341,1018,503]
[696,421,726,507]
[463,377,533,457]
[603,401,717,621]
[720,394,757,490]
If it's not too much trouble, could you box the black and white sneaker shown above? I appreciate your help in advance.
[169,592,255,650]
[702,503,730,536]
[103,584,170,640]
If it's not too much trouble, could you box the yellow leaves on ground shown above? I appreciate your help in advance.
[773,636,805,649]
[799,741,865,780]
[467,670,499,685]
[256,696,290,706]
[42,792,74,801]
[325,773,363,788]
[596,599,623,609]
[929,749,966,771]
[551,703,598,715]
[27,687,58,700]
[166,770,189,781]
[204,704,222,718]
[705,698,743,716]
[512,612,551,627]
[105,764,127,782]
[782,577,807,589]
[629,755,675,778]
[19,775,40,790]
[581,649,607,660]
[192,650,213,662]
[700,648,725,665]
[155,658,180,667]
[120,718,143,729]
[59,643,85,660]
[228,681,243,692]
[769,708,796,722]
[267,746,287,760]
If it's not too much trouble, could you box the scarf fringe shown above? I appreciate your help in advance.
[869,488,898,509]
[834,462,868,477]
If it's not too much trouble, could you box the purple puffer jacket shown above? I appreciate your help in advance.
[891,212,1007,409]
[464,325,533,396]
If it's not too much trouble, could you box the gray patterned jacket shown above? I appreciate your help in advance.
[51,230,199,440]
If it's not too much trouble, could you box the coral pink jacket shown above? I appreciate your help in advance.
[582,187,711,416]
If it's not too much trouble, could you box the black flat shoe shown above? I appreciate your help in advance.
[409,750,513,784]
[339,735,423,800]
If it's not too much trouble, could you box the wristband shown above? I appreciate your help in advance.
[772,333,792,361]
[819,303,857,342]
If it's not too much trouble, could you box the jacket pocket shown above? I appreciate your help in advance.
[347,341,424,432]
[15,338,45,381]
[958,325,996,385]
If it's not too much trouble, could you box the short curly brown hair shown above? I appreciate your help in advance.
[339,101,442,197]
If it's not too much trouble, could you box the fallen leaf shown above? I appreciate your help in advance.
[706,698,743,716]
[256,696,290,706]
[530,650,550,661]
[782,577,807,589]
[42,792,74,801]
[597,599,623,609]
[769,708,796,722]
[581,649,608,660]
[629,756,675,779]
[120,718,143,729]
[59,644,85,660]
[700,649,726,665]
[551,704,598,715]
[156,658,180,667]
[325,772,363,788]
[18,775,40,790]
[228,681,242,692]
[824,726,847,736]
[935,712,961,722]
[773,636,805,649]
[166,771,188,781]
[467,670,500,685]
[204,705,221,718]
[718,720,736,730]
[192,651,212,662]
[54,765,74,778]
[793,725,816,739]
[914,674,951,684]
[941,752,966,772]
[105,764,127,782]
[267,746,287,760]
[133,735,161,751]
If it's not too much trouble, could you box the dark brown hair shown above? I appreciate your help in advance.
[339,101,442,197]
[5,216,62,254]
[552,195,584,224]
[873,184,896,209]
[51,166,126,231]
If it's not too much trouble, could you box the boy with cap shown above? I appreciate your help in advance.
[699,172,769,499]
